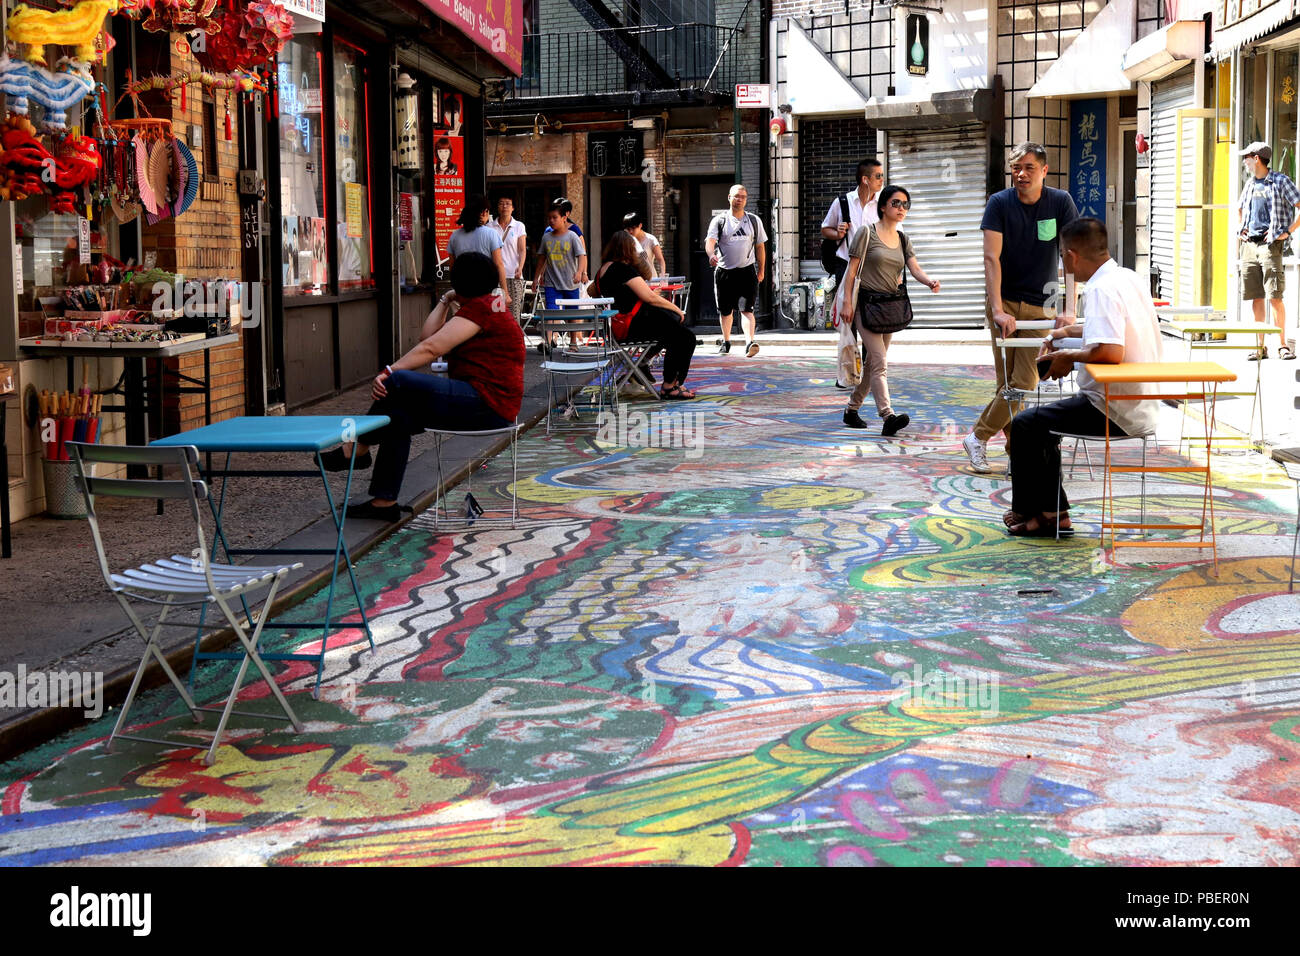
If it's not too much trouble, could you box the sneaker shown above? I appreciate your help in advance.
[717,341,731,355]
[1247,347,1269,361]
[834,380,849,389]
[962,433,992,472]
[882,413,910,437]
[746,341,760,357]
[843,409,869,429]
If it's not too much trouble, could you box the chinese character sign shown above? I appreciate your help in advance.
[1069,99,1107,221]
[433,136,466,264]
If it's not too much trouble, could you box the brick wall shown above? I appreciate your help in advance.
[797,117,876,261]
[772,0,862,16]
[567,132,587,233]
[994,0,1106,191]
[139,45,246,434]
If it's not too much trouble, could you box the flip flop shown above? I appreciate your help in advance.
[660,386,696,400]
[1003,510,1027,529]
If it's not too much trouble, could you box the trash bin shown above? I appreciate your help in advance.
[43,458,88,519]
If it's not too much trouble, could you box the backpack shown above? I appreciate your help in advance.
[820,195,852,273]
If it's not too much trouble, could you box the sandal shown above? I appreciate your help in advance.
[1007,513,1073,538]
[1003,510,1028,529]
[1279,346,1297,360]
[660,385,697,400]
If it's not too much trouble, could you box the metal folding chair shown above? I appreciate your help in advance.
[519,280,541,347]
[1051,431,1155,541]
[537,308,613,433]
[993,319,1055,422]
[426,421,525,530]
[70,442,304,766]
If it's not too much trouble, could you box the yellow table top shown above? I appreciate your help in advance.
[1084,361,1237,384]
[1167,321,1281,334]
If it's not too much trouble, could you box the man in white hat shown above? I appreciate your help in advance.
[1238,141,1300,360]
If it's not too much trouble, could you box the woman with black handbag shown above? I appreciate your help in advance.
[833,184,940,435]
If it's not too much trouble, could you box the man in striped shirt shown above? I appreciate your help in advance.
[1238,141,1300,360]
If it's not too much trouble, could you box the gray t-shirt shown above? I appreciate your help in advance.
[707,212,766,268]
[537,229,586,290]
[849,224,913,293]
[448,226,503,260]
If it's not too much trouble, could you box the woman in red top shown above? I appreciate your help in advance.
[593,230,697,399]
[322,252,525,521]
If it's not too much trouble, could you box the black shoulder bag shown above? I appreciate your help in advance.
[855,228,914,334]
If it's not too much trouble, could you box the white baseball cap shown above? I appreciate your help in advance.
[1240,141,1273,163]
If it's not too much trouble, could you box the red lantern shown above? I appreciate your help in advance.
[198,1,293,74]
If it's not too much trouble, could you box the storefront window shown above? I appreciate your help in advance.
[1272,50,1299,180]
[278,35,328,296]
[333,40,373,291]
[12,66,118,331]
[396,74,429,289]
[1242,54,1268,150]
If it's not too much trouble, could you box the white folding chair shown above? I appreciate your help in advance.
[993,319,1055,421]
[70,442,304,766]
[519,280,541,347]
[537,308,613,433]
[426,422,525,530]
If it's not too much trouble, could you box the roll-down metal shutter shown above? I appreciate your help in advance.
[1150,69,1195,304]
[886,125,989,327]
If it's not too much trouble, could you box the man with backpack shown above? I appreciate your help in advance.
[821,158,884,286]
[821,159,884,387]
[706,184,767,357]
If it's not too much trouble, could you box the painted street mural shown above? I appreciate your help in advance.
[3,357,1299,866]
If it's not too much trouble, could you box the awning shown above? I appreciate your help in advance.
[1028,0,1135,98]
[1212,0,1296,60]
[863,87,997,129]
[785,20,868,115]
[417,0,522,75]
[1122,18,1206,80]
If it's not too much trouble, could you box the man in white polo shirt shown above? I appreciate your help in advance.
[821,158,883,286]
[494,196,527,322]
[1003,217,1162,538]
[822,158,883,387]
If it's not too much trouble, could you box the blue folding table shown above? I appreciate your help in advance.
[152,415,389,695]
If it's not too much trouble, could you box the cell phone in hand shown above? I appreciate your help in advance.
[1036,356,1053,379]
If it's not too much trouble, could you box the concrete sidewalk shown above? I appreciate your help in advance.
[0,357,561,753]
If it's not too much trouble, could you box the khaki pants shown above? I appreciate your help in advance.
[972,299,1053,442]
[847,324,893,418]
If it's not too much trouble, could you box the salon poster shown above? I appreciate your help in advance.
[432,135,465,263]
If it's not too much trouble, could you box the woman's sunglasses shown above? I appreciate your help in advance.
[888,199,911,210]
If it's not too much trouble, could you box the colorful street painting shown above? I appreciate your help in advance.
[3,356,1299,866]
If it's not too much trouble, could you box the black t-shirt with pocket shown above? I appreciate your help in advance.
[980,186,1079,307]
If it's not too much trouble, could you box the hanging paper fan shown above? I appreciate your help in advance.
[198,1,293,75]
[174,139,199,217]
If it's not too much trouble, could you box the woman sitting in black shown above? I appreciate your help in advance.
[592,230,698,399]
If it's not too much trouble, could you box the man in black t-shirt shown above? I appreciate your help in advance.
[962,142,1079,473]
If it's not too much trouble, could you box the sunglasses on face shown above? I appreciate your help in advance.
[888,199,911,209]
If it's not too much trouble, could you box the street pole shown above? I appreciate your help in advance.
[734,104,742,187]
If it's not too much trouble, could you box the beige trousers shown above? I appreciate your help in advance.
[847,320,893,418]
[972,299,1053,442]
